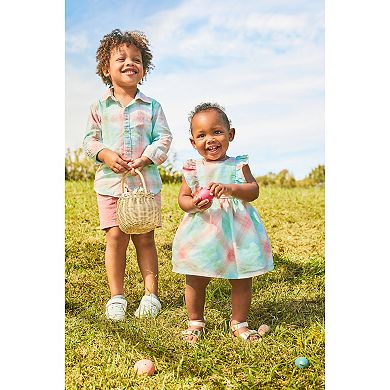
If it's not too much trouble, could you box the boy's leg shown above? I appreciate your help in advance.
[105,226,130,296]
[184,275,211,342]
[229,277,259,341]
[131,230,158,296]
[131,230,162,318]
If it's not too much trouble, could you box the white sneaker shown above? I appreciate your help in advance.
[134,294,161,318]
[105,295,127,321]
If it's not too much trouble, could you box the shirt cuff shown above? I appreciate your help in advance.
[142,147,167,165]
[84,143,106,164]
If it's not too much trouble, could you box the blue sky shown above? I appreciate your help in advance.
[66,0,324,179]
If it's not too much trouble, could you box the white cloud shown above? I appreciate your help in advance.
[145,0,323,60]
[65,64,106,150]
[66,31,89,53]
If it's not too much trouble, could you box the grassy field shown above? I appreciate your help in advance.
[65,181,325,389]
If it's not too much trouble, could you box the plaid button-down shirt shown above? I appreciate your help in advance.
[83,88,172,196]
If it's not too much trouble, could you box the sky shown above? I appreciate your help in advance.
[66,0,324,179]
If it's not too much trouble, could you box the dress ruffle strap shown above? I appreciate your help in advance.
[182,159,199,192]
[235,155,249,183]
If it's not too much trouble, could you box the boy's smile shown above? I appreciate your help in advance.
[190,110,235,162]
[105,44,144,91]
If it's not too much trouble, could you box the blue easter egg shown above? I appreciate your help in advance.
[295,357,310,368]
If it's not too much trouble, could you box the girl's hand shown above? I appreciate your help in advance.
[127,156,152,175]
[191,191,213,213]
[207,182,232,198]
[97,149,132,174]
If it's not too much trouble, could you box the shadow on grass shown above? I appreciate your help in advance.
[271,253,324,283]
[250,297,324,329]
[65,299,84,316]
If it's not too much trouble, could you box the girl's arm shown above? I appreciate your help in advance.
[178,178,212,213]
[207,164,259,202]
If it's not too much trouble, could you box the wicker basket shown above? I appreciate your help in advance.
[117,169,161,234]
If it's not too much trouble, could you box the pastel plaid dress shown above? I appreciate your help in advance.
[172,155,274,279]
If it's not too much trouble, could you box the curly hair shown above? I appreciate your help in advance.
[96,29,154,86]
[188,102,232,133]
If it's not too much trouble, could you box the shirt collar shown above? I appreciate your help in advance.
[101,88,152,104]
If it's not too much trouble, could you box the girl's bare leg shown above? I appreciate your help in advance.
[184,275,211,342]
[131,230,158,296]
[105,227,130,297]
[230,278,259,341]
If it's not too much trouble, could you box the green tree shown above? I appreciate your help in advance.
[307,164,325,184]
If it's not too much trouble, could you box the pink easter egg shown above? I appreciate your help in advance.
[133,359,155,376]
[198,188,214,202]
[258,324,271,337]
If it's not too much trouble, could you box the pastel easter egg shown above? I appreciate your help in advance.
[198,188,214,202]
[294,357,310,368]
[258,324,271,337]
[134,359,156,376]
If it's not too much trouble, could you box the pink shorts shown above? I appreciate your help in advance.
[96,193,162,230]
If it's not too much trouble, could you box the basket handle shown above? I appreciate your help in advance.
[121,168,147,193]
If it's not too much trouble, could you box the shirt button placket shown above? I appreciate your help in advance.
[124,107,132,160]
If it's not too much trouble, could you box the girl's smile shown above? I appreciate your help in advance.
[190,110,235,162]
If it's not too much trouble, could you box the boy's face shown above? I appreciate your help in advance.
[190,109,235,162]
[104,44,144,90]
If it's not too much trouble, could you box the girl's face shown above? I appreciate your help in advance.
[190,109,235,161]
[104,44,144,90]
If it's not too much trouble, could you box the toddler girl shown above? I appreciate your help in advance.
[172,103,273,343]
[83,29,172,320]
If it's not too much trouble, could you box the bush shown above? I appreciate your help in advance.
[65,148,95,181]
[302,164,325,187]
[257,169,297,188]
[65,148,182,184]
[256,165,325,188]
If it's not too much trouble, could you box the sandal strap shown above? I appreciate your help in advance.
[237,329,260,340]
[230,321,248,332]
[188,320,206,328]
[182,329,203,337]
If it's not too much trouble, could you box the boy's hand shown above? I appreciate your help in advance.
[207,182,232,198]
[97,149,132,174]
[128,156,152,175]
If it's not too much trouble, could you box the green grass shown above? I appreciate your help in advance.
[65,181,325,389]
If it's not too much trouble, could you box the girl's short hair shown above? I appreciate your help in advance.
[188,102,232,133]
[96,29,154,86]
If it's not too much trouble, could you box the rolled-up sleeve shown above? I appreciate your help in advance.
[142,102,173,165]
[83,103,107,163]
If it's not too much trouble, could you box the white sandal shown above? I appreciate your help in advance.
[230,321,261,342]
[105,296,127,321]
[182,320,206,344]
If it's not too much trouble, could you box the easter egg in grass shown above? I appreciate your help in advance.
[134,359,156,375]
[258,324,271,337]
[294,357,310,369]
